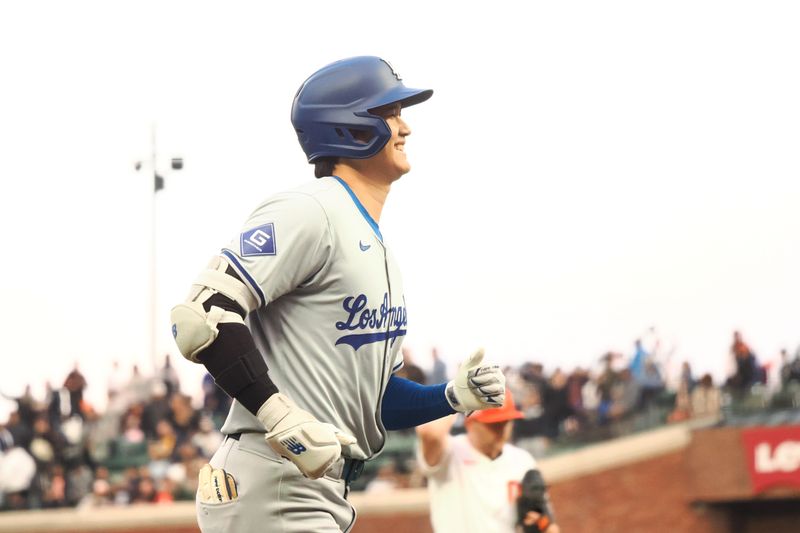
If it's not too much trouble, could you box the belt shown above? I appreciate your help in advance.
[227,432,365,486]
[341,457,365,486]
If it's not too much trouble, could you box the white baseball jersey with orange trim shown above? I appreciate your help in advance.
[418,434,536,533]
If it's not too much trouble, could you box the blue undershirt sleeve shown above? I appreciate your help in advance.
[381,375,456,430]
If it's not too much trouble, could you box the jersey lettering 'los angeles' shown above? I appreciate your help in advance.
[335,293,407,350]
[218,176,406,460]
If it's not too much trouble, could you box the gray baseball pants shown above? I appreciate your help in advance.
[196,433,358,532]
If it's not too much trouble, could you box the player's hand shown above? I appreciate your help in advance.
[257,393,357,479]
[520,511,554,533]
[445,348,506,412]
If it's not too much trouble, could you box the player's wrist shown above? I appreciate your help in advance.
[257,392,296,431]
[444,381,464,412]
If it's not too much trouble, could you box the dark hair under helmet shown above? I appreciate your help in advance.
[291,56,433,163]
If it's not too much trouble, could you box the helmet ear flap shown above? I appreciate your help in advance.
[347,127,373,145]
[329,126,372,145]
[303,116,390,163]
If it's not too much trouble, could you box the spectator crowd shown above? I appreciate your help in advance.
[0,355,229,511]
[2,330,800,510]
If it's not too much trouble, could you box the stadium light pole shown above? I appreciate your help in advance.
[136,123,183,374]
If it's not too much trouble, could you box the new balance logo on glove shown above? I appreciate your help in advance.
[283,437,308,455]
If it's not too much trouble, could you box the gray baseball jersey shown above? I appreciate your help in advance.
[218,176,406,461]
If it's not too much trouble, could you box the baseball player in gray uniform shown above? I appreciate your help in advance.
[171,56,506,532]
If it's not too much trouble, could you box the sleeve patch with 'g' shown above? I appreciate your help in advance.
[241,223,277,256]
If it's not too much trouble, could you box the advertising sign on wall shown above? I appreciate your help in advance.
[741,426,800,493]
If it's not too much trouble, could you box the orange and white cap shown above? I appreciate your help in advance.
[467,388,524,424]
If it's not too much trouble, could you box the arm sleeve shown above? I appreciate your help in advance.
[381,376,455,430]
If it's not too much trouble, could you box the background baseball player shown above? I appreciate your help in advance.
[169,56,507,532]
[416,388,560,533]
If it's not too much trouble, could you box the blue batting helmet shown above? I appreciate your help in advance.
[291,56,433,163]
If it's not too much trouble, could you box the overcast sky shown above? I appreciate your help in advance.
[1,1,798,418]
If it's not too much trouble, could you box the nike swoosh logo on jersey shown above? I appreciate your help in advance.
[359,240,371,251]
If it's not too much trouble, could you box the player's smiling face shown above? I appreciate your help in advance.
[369,102,411,182]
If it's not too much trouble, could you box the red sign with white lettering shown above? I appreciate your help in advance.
[741,426,800,494]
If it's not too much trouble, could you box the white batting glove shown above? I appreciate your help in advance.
[198,463,238,503]
[445,348,506,412]
[257,393,357,480]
